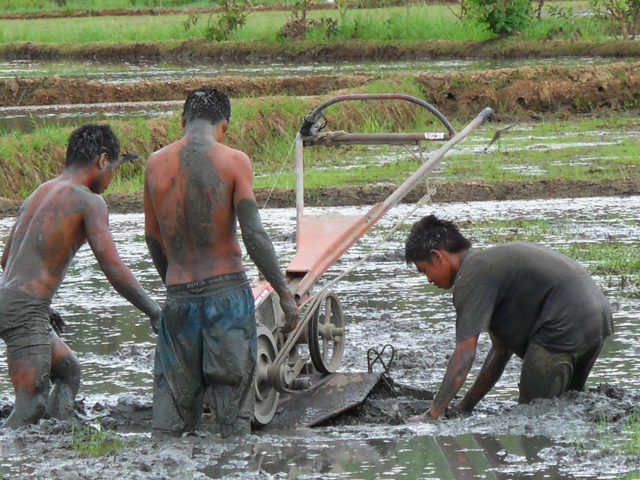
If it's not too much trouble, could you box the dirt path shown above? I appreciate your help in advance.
[1,178,637,217]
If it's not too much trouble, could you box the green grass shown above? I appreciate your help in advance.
[559,242,640,277]
[3,101,640,200]
[71,421,124,456]
[0,2,603,44]
[0,0,213,14]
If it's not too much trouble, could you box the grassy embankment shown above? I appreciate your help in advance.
[1,90,638,198]
[0,0,588,15]
[0,2,598,45]
[1,0,211,13]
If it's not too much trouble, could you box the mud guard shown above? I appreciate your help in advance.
[262,372,382,430]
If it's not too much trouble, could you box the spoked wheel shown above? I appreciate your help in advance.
[308,291,346,374]
[253,325,280,426]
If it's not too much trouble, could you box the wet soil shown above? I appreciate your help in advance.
[0,73,375,107]
[3,63,639,120]
[85,178,640,213]
[0,178,636,217]
[3,38,640,64]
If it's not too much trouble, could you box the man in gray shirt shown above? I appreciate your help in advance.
[404,215,612,422]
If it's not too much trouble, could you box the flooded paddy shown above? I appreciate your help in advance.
[0,101,181,133]
[0,57,626,83]
[0,195,639,479]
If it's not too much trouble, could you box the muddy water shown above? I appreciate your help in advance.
[0,101,182,133]
[0,196,639,478]
[0,57,623,83]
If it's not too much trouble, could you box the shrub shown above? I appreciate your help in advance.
[466,0,533,36]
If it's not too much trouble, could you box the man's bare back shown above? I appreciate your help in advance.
[144,87,298,437]
[144,124,248,286]
[2,179,110,297]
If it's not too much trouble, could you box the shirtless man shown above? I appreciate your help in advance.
[0,124,161,428]
[404,215,612,421]
[144,86,299,438]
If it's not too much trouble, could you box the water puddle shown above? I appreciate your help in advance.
[0,195,639,478]
[0,57,630,83]
[0,101,181,133]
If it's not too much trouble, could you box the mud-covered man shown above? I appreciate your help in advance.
[404,215,613,421]
[144,86,299,438]
[0,124,161,429]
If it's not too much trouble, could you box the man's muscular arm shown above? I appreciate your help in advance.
[454,333,512,414]
[411,335,479,422]
[233,153,299,332]
[144,175,168,284]
[84,195,161,326]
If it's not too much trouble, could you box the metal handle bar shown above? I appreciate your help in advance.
[298,94,456,138]
[293,107,492,298]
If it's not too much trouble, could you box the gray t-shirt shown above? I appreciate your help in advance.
[453,242,612,358]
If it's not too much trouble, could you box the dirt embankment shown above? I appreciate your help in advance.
[3,63,640,120]
[3,38,640,64]
[0,73,376,107]
[1,178,637,217]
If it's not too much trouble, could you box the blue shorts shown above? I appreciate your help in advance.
[152,273,256,437]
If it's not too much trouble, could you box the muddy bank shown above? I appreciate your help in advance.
[101,178,640,212]
[3,38,640,64]
[3,63,640,119]
[0,73,375,107]
[1,179,637,217]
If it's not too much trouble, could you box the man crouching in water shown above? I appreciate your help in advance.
[404,215,613,421]
[144,87,299,438]
[0,124,161,428]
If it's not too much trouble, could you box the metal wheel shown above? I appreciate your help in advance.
[308,291,346,374]
[253,325,280,426]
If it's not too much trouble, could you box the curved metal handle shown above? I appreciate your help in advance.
[298,93,456,137]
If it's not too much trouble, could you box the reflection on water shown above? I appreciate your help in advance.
[0,57,627,83]
[0,195,639,478]
[0,101,181,133]
[199,432,565,479]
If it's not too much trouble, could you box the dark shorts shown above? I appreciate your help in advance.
[153,273,256,437]
[518,339,604,404]
[0,286,53,362]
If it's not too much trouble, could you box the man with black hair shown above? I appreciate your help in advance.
[144,86,299,437]
[404,215,612,421]
[0,124,161,428]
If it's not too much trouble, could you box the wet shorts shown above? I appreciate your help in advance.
[0,286,53,362]
[518,339,604,404]
[153,272,256,438]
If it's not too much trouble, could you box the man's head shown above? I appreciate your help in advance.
[66,124,121,168]
[182,87,231,127]
[404,215,471,289]
[66,124,122,193]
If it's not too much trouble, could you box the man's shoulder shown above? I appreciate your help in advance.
[473,242,547,260]
[218,143,250,162]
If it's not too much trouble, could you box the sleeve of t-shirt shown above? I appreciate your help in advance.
[453,266,499,343]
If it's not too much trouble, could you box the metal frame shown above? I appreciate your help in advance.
[251,93,492,426]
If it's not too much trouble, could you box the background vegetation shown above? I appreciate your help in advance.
[0,1,634,44]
